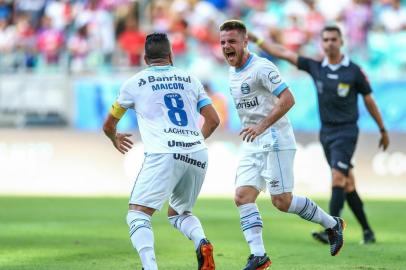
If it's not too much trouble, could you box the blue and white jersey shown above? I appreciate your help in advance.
[229,53,296,152]
[117,65,211,153]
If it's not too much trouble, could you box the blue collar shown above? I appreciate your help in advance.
[235,54,253,73]
[147,65,174,71]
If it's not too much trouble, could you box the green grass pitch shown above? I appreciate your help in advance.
[1,197,406,270]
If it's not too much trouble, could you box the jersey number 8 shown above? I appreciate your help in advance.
[164,93,188,126]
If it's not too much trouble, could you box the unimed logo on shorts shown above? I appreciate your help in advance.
[168,140,201,148]
[173,154,206,169]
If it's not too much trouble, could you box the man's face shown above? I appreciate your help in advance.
[220,29,247,67]
[321,30,342,57]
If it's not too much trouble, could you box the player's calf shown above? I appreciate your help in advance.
[169,213,215,269]
[127,210,157,270]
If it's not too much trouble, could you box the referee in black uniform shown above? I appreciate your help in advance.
[248,25,389,244]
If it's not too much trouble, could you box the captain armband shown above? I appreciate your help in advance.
[256,38,264,46]
[110,101,127,119]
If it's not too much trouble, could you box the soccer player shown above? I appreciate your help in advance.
[103,33,219,270]
[248,25,389,244]
[219,20,345,270]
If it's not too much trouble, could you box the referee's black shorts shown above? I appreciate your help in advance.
[319,123,359,176]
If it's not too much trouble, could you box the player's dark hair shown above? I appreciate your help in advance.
[145,33,171,60]
[321,25,342,37]
[219,20,247,35]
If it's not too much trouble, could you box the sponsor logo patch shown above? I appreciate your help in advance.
[138,78,146,86]
[173,154,206,169]
[164,128,200,136]
[236,96,259,109]
[268,70,281,84]
[337,83,350,97]
[168,140,201,148]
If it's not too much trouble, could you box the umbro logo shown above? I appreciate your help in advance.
[269,179,279,188]
[138,78,146,87]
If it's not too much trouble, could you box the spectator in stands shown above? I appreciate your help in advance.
[14,13,37,69]
[245,0,282,60]
[37,15,64,65]
[0,17,14,52]
[45,0,73,31]
[340,0,372,54]
[303,0,325,41]
[0,0,406,75]
[117,15,145,66]
[377,0,406,32]
[0,0,12,22]
[68,22,91,73]
[0,17,16,70]
[149,0,171,32]
[14,0,47,29]
[75,0,115,66]
[168,17,188,57]
[283,14,308,52]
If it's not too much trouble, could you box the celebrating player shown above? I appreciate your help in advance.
[219,20,345,270]
[103,33,219,270]
[249,25,389,245]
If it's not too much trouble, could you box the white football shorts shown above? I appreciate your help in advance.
[129,149,208,214]
[235,150,295,195]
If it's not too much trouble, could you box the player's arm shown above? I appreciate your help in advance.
[200,104,220,139]
[241,89,295,142]
[248,32,299,66]
[103,101,133,154]
[356,67,389,151]
[362,94,389,151]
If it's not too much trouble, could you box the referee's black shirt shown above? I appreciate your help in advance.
[297,56,372,127]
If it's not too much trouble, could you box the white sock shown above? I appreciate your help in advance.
[238,203,265,256]
[127,210,158,270]
[288,195,337,229]
[169,214,206,250]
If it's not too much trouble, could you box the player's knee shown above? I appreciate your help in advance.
[234,193,248,206]
[271,195,290,212]
[344,182,355,193]
[234,192,255,206]
[332,170,346,187]
[234,187,259,206]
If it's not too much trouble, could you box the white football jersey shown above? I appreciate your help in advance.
[229,53,296,152]
[117,65,211,153]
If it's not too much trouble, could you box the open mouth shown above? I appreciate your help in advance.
[225,51,236,60]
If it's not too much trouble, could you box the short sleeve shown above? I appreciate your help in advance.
[195,79,212,111]
[257,62,288,97]
[117,80,135,109]
[297,56,315,73]
[354,67,372,96]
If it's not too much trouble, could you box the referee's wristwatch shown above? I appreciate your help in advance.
[380,127,387,133]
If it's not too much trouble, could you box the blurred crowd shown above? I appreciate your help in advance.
[1,0,406,74]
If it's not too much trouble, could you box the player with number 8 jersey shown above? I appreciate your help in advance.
[103,33,219,270]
